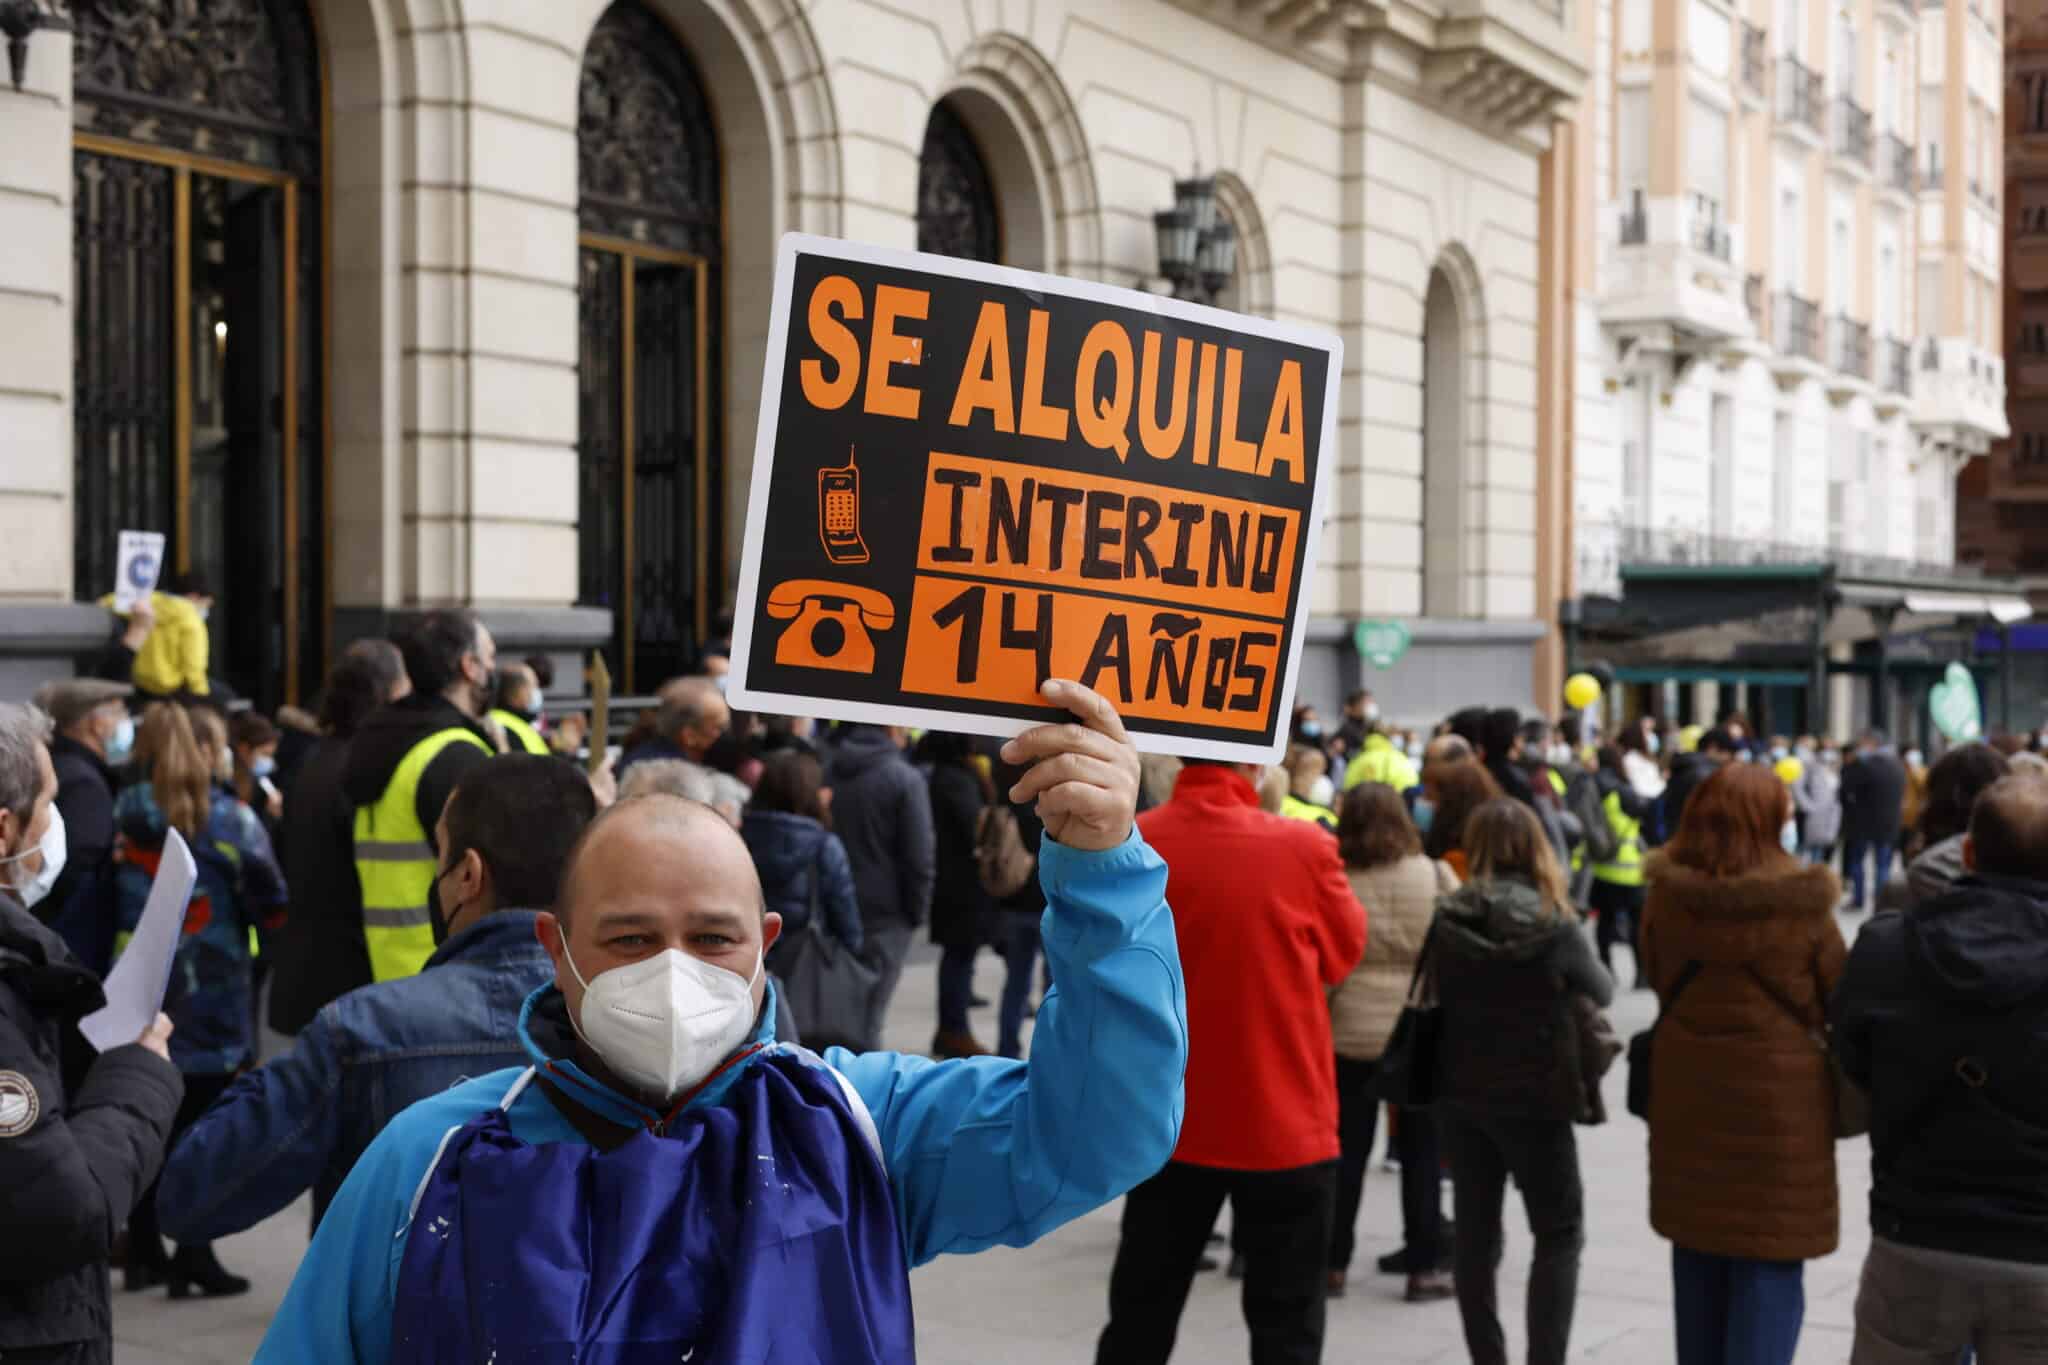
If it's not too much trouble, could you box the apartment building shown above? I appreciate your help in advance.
[1564,0,2020,738]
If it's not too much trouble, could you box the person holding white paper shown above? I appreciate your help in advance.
[0,701,183,1363]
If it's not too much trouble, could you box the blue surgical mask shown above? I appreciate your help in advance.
[1299,720,1324,740]
[106,715,135,765]
[1413,797,1436,834]
[1781,820,1799,854]
[251,755,277,779]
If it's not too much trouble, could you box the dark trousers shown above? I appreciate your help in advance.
[1589,879,1645,978]
[937,942,977,1035]
[1845,838,1897,909]
[1329,1057,1443,1272]
[997,912,1042,1059]
[1097,1159,1338,1365]
[1439,1110,1585,1365]
[129,1071,237,1260]
[859,924,914,1051]
[1673,1245,1806,1365]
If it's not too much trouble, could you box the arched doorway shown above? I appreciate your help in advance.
[70,0,324,706]
[1421,267,1466,619]
[577,0,721,692]
[916,99,1000,262]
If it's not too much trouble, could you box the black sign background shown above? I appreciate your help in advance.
[732,240,1336,756]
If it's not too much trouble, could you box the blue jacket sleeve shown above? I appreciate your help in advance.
[827,827,1185,1266]
[818,834,865,953]
[157,1006,346,1244]
[254,1101,422,1364]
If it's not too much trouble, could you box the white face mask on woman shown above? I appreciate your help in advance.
[561,941,762,1100]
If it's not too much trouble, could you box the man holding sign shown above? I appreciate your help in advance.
[727,234,1338,763]
[256,678,1186,1361]
[0,702,183,1361]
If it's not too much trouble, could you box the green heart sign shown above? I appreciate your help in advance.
[1929,661,1982,742]
[1353,619,1412,670]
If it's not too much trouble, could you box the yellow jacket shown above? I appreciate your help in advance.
[1344,733,1419,792]
[100,590,209,697]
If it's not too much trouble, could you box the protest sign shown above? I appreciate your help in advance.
[114,529,167,613]
[728,234,1340,762]
[79,828,193,1052]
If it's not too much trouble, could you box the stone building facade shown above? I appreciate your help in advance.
[0,0,1584,726]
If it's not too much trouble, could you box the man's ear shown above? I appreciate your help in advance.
[760,911,783,956]
[536,912,565,961]
[1962,835,1977,873]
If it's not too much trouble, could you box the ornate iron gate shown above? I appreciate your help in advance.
[69,0,323,706]
[577,1,721,693]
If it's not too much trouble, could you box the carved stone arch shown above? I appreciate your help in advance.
[942,32,1102,278]
[1210,170,1274,319]
[1420,241,1490,620]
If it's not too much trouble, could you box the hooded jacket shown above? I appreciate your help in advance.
[0,889,183,1361]
[1902,833,1969,909]
[341,695,496,844]
[253,829,1186,1363]
[739,809,864,952]
[1431,877,1613,1119]
[825,727,935,932]
[1834,873,2048,1263]
[1640,854,1846,1261]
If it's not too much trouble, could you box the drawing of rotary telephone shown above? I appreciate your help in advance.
[766,579,896,674]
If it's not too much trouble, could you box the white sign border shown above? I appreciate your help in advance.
[727,231,1343,765]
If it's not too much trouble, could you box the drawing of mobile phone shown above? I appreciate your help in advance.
[818,447,870,566]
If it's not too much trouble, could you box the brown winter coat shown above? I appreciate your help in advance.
[1328,855,1459,1060]
[1640,854,1848,1262]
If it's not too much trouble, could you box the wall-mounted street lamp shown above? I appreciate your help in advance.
[1,0,70,92]
[1153,176,1238,307]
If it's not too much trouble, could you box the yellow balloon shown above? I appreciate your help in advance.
[1563,672,1602,710]
[1774,756,1805,785]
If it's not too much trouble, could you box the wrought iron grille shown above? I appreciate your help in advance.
[1742,23,1768,96]
[72,151,175,602]
[1832,96,1873,166]
[1829,314,1871,379]
[1880,133,1915,192]
[577,0,721,257]
[577,247,627,649]
[1777,57,1824,134]
[1618,188,1647,245]
[1884,337,1912,395]
[70,0,320,178]
[1775,291,1821,362]
[917,100,1000,262]
[630,261,700,688]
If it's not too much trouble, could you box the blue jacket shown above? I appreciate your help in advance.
[255,830,1185,1363]
[156,910,555,1239]
[740,808,864,951]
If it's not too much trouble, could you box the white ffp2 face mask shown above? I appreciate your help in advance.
[562,942,762,1100]
[1,804,66,911]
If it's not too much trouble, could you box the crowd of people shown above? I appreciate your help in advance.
[5,589,2048,1364]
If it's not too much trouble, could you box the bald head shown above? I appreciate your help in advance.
[1966,775,2048,881]
[559,794,762,921]
[1425,734,1474,766]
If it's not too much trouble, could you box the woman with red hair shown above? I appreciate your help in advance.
[1640,762,1847,1365]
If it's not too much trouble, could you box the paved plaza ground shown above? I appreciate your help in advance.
[113,919,1876,1363]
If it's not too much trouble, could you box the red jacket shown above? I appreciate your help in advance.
[1139,764,1366,1170]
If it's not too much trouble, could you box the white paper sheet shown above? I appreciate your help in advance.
[113,529,166,614]
[79,828,194,1053]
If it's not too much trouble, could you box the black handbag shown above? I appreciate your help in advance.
[1626,960,1701,1120]
[770,863,880,1053]
[1372,923,1442,1108]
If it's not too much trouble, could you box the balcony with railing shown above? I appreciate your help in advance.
[1831,96,1873,168]
[1879,133,1915,194]
[1746,273,1766,336]
[1923,151,1945,191]
[1741,23,1768,100]
[1915,337,2011,452]
[1774,290,1822,363]
[1828,315,1872,392]
[1600,190,1751,340]
[1576,518,1983,598]
[1777,57,1824,137]
[1883,337,1913,395]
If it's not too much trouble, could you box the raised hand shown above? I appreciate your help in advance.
[1000,679,1141,853]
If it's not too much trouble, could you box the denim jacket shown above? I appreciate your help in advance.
[156,910,555,1240]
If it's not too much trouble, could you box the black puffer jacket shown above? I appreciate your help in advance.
[0,890,182,1361]
[1834,872,2048,1263]
[824,728,935,932]
[1432,877,1615,1120]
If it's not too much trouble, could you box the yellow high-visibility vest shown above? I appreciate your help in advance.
[490,709,548,755]
[1593,788,1645,888]
[1280,794,1338,830]
[353,727,491,981]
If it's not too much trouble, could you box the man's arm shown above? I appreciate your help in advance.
[827,680,1185,1267]
[0,1007,182,1283]
[158,1010,347,1243]
[1305,827,1366,986]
